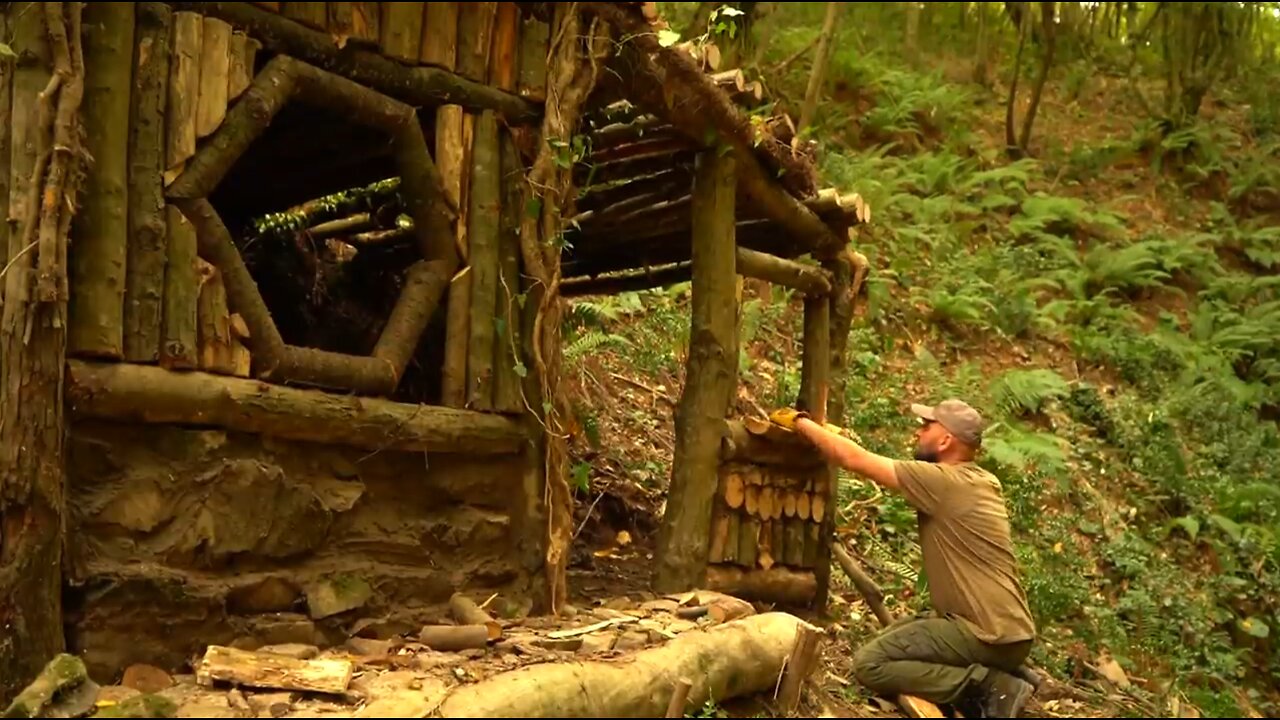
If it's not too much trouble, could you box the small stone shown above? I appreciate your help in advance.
[257,643,319,660]
[532,637,583,652]
[560,604,580,618]
[577,631,617,655]
[96,686,141,705]
[121,664,173,694]
[305,575,373,620]
[345,637,395,657]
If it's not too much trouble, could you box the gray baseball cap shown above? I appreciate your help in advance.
[910,398,985,446]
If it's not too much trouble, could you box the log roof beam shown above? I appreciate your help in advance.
[577,2,847,259]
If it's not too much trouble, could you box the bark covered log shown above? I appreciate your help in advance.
[64,359,530,455]
[371,258,453,382]
[653,149,739,593]
[161,204,199,368]
[67,2,134,359]
[124,2,173,363]
[437,613,821,716]
[439,105,470,408]
[493,130,525,413]
[379,2,423,63]
[166,1,541,122]
[705,565,817,607]
[456,2,497,84]
[0,1,86,703]
[721,420,826,468]
[517,11,549,102]
[467,109,500,410]
[195,15,231,138]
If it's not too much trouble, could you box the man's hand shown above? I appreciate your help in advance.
[791,416,901,491]
[768,408,809,430]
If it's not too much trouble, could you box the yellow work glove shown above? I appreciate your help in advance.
[768,408,810,430]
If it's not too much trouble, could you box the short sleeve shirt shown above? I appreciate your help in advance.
[893,460,1037,645]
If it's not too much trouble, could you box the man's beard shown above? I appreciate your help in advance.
[914,445,940,463]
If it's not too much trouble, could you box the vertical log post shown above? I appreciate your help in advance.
[517,12,550,103]
[420,2,458,69]
[0,1,86,701]
[68,2,134,359]
[653,148,739,593]
[467,109,500,410]
[164,10,201,185]
[161,204,199,368]
[124,2,172,363]
[493,130,524,413]
[456,2,496,83]
[797,292,833,610]
[379,2,423,64]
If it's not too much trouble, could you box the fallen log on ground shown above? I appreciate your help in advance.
[195,645,353,695]
[437,612,820,717]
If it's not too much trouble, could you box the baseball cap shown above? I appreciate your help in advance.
[910,398,985,446]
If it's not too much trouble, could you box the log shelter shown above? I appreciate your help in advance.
[0,0,869,693]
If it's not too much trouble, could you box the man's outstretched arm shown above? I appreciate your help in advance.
[792,417,900,490]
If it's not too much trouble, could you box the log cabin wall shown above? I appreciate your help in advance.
[52,1,553,681]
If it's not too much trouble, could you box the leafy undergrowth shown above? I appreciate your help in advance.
[562,7,1280,719]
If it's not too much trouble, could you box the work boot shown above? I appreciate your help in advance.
[979,670,1034,718]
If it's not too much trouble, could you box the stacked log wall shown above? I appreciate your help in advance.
[52,1,555,683]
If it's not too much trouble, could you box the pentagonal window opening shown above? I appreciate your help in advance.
[167,52,457,401]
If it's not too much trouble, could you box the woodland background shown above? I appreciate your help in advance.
[561,2,1280,717]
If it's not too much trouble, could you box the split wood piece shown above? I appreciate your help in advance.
[708,511,730,562]
[665,677,693,718]
[195,645,353,695]
[65,359,529,455]
[379,2,423,64]
[164,10,201,184]
[737,516,759,568]
[705,565,817,607]
[168,1,540,122]
[161,205,199,369]
[722,420,825,468]
[227,30,260,100]
[772,520,786,567]
[438,613,819,716]
[195,16,231,138]
[68,1,135,360]
[489,2,519,91]
[721,513,741,564]
[418,624,500,651]
[777,623,823,715]
[784,518,806,567]
[720,468,745,509]
[744,484,759,517]
[281,1,325,29]
[327,2,378,49]
[674,590,755,624]
[757,519,775,570]
[456,2,497,84]
[420,3,457,68]
[516,11,549,102]
[803,519,822,569]
[196,258,237,375]
[439,105,470,408]
[653,148,739,593]
[583,3,828,211]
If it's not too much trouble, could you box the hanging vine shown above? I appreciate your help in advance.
[517,2,612,613]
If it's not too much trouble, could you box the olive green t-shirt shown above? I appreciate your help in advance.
[893,460,1037,645]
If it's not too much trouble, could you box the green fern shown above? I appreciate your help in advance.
[989,368,1073,417]
[564,329,634,362]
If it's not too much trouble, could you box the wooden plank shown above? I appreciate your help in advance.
[195,645,353,695]
[68,2,136,360]
[489,2,518,91]
[196,16,232,138]
[439,104,469,408]
[380,2,424,63]
[281,1,326,29]
[164,10,202,185]
[516,13,549,102]
[420,2,458,69]
[455,1,496,83]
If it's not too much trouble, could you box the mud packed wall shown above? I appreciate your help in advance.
[63,419,532,681]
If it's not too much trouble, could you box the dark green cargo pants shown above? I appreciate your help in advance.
[852,612,1033,705]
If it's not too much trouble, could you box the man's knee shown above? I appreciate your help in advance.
[852,635,895,691]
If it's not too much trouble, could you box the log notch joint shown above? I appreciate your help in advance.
[165,53,460,397]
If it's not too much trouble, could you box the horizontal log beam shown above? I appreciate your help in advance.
[65,360,529,455]
[165,1,541,123]
[560,247,831,297]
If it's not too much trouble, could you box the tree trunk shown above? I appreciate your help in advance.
[1016,2,1056,152]
[0,1,86,702]
[653,149,739,594]
[797,1,841,134]
[466,109,500,411]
